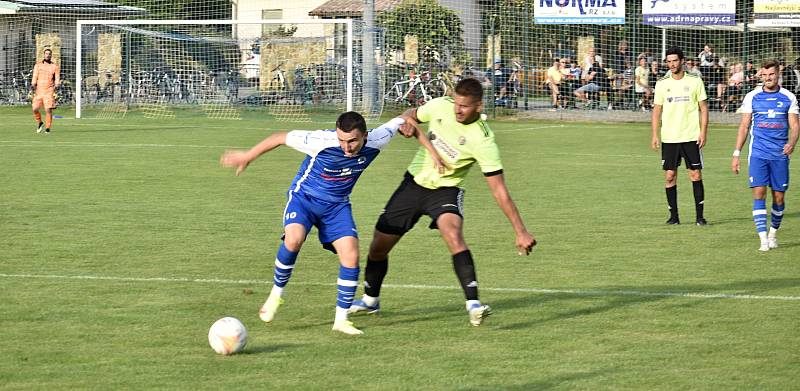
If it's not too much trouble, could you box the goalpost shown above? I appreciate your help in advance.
[75,19,354,120]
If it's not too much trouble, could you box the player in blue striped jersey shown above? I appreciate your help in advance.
[732,60,800,251]
[221,112,444,334]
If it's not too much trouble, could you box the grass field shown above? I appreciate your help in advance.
[1,106,798,390]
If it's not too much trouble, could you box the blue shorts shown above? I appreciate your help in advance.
[749,156,790,192]
[283,191,357,253]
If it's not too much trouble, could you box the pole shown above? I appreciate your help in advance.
[76,21,82,119]
[362,0,377,115]
[490,15,496,118]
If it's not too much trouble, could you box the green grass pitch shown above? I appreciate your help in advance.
[1,106,798,389]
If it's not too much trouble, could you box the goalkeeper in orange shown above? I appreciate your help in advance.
[32,48,60,134]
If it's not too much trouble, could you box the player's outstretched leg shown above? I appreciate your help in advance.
[332,265,363,335]
[768,202,784,249]
[260,243,298,322]
[753,199,769,252]
[349,256,386,315]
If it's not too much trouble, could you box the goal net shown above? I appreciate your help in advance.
[76,19,354,121]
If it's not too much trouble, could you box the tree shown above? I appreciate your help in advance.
[377,0,468,66]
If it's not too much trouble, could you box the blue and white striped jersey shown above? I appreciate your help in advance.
[284,118,404,203]
[740,87,799,160]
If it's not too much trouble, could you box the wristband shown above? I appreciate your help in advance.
[733,149,741,157]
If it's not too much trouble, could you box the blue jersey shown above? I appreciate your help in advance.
[740,87,799,161]
[284,118,404,203]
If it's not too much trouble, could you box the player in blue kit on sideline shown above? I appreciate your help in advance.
[732,59,800,251]
[220,112,445,334]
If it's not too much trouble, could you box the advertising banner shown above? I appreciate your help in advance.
[534,0,625,25]
[754,0,800,26]
[642,0,736,25]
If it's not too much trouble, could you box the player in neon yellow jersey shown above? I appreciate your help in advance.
[651,46,709,226]
[350,78,537,326]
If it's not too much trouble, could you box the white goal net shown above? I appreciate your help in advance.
[76,19,354,121]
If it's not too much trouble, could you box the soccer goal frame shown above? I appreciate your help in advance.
[75,19,355,118]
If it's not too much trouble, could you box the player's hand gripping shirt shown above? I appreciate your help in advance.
[32,60,60,95]
[408,97,503,189]
[654,73,707,143]
[284,118,403,203]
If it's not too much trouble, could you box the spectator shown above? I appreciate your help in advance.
[780,59,798,92]
[609,40,631,80]
[685,59,703,78]
[707,57,727,108]
[487,60,511,104]
[698,44,715,67]
[723,63,744,112]
[649,59,662,87]
[744,60,758,90]
[574,60,610,109]
[545,58,562,111]
[583,48,602,77]
[635,57,652,110]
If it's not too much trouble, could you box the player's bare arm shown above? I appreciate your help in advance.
[54,64,61,88]
[484,173,536,255]
[401,118,449,174]
[785,112,799,155]
[698,99,709,148]
[220,132,288,176]
[651,104,662,150]
[732,112,752,174]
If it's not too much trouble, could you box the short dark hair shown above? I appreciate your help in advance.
[43,48,52,54]
[454,78,483,101]
[665,47,684,60]
[336,111,367,133]
[762,59,780,72]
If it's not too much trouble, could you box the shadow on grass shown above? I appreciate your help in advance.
[352,277,800,331]
[240,343,303,355]
[492,277,800,331]
[458,368,610,391]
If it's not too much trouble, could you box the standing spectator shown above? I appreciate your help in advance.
[649,59,662,87]
[708,57,727,109]
[635,57,652,110]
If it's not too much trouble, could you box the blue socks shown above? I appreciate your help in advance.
[273,243,298,289]
[771,202,785,230]
[753,199,768,234]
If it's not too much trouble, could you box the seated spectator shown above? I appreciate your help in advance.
[698,44,715,67]
[487,60,511,104]
[545,59,562,111]
[648,59,662,86]
[685,59,703,78]
[723,63,744,112]
[574,60,610,109]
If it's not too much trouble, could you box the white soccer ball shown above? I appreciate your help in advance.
[208,317,248,355]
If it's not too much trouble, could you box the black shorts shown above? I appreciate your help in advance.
[375,172,464,236]
[662,141,703,171]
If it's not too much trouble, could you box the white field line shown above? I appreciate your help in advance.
[1,272,799,302]
[0,140,724,160]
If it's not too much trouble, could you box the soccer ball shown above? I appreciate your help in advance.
[208,317,248,355]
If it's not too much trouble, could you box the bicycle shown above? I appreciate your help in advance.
[383,70,433,106]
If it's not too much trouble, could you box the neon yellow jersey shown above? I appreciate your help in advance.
[408,97,503,189]
[653,72,707,143]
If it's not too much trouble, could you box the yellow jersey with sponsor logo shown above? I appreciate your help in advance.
[653,72,707,143]
[407,97,503,189]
